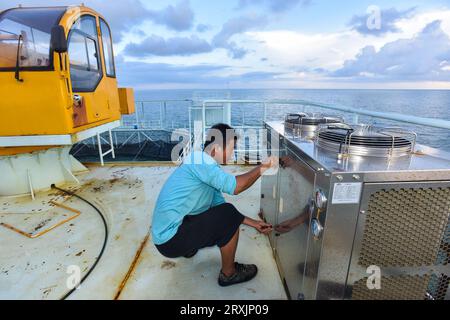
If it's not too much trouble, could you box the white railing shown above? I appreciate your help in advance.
[73,98,449,162]
[121,99,194,130]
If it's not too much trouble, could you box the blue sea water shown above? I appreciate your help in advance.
[133,89,450,152]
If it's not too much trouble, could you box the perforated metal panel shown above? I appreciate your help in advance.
[427,274,450,300]
[358,187,450,268]
[352,275,430,300]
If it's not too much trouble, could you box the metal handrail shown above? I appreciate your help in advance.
[202,99,450,130]
[136,99,194,103]
[129,99,195,130]
[132,99,450,131]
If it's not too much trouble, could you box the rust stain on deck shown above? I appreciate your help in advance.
[161,260,176,270]
[114,234,150,300]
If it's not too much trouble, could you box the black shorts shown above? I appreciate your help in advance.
[155,203,245,258]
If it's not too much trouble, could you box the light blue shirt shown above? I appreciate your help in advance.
[151,151,237,245]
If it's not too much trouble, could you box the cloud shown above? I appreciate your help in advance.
[212,15,268,59]
[196,24,211,33]
[116,60,228,86]
[124,35,212,57]
[248,29,369,72]
[147,0,194,31]
[237,0,310,13]
[237,71,282,81]
[115,59,282,88]
[0,0,195,40]
[333,20,450,81]
[349,7,416,36]
[0,0,151,41]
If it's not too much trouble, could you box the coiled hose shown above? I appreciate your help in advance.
[51,185,108,300]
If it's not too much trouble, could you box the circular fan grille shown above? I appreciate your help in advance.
[316,124,417,157]
[284,113,342,132]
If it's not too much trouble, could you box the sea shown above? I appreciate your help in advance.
[131,89,450,152]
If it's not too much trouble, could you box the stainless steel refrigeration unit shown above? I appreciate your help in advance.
[260,118,450,300]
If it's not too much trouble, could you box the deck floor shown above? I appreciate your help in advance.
[0,164,287,300]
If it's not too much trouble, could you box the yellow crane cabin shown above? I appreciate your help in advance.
[0,5,135,196]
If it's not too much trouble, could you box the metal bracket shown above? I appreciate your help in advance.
[27,169,35,201]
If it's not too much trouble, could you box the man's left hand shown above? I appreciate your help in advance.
[253,220,273,234]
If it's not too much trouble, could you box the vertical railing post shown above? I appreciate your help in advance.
[159,102,163,129]
[202,101,207,144]
[188,102,192,137]
[263,102,267,124]
[225,101,231,125]
[163,101,167,130]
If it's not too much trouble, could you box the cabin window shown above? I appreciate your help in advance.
[68,15,102,92]
[100,18,115,77]
[0,7,66,70]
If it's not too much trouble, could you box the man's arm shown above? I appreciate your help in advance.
[234,156,277,195]
[234,165,263,195]
[232,156,278,234]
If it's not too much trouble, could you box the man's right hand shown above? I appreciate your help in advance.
[260,156,278,174]
[235,156,278,195]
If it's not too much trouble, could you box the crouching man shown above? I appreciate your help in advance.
[151,123,276,287]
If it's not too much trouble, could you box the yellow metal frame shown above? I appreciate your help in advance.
[0,200,81,238]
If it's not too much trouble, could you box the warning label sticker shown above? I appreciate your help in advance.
[332,183,363,204]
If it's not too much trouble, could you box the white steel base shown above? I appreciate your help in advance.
[0,146,88,197]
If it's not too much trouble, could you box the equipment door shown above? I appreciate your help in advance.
[275,147,315,300]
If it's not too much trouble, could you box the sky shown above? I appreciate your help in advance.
[1,0,450,89]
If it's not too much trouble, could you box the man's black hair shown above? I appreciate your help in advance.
[204,123,237,150]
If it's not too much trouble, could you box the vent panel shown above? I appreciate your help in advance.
[358,188,450,268]
[352,275,430,300]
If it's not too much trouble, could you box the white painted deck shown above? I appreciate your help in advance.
[0,163,287,300]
